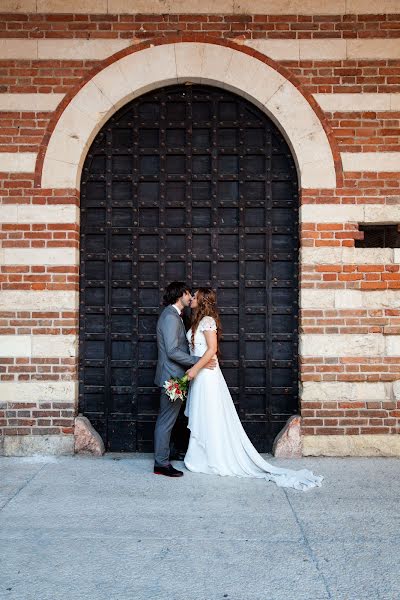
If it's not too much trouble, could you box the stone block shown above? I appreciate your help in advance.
[37,0,107,12]
[341,152,400,172]
[314,93,392,112]
[175,42,205,82]
[301,381,388,403]
[17,204,79,224]
[37,39,130,60]
[0,381,77,403]
[92,61,134,112]
[393,381,400,401]
[390,94,400,110]
[0,93,64,112]
[300,204,363,223]
[0,152,36,173]
[31,335,77,358]
[272,415,302,458]
[1,435,74,456]
[0,290,78,311]
[364,205,400,223]
[0,205,18,223]
[2,247,78,266]
[0,0,36,12]
[74,415,105,456]
[300,289,335,309]
[299,39,346,60]
[346,0,400,12]
[45,126,89,166]
[347,39,400,60]
[244,39,299,61]
[334,290,363,309]
[200,44,234,88]
[303,434,400,457]
[300,334,385,357]
[0,39,37,60]
[301,247,394,265]
[0,335,31,358]
[364,290,400,309]
[385,336,400,357]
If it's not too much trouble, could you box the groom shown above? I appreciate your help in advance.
[153,281,215,477]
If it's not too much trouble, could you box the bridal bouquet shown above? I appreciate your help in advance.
[163,374,190,402]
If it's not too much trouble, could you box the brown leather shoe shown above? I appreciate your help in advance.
[154,464,184,477]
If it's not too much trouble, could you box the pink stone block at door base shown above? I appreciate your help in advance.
[74,415,105,456]
[272,415,302,458]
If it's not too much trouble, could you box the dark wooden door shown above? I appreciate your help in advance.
[79,84,299,452]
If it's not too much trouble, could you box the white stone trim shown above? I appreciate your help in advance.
[348,39,400,60]
[300,333,386,357]
[0,94,65,112]
[37,0,107,12]
[314,93,400,113]
[1,0,399,15]
[300,204,400,224]
[302,381,392,402]
[245,38,400,61]
[1,435,75,457]
[342,152,400,172]
[301,247,397,265]
[301,334,400,358]
[0,0,37,11]
[0,335,77,358]
[0,152,36,173]
[0,205,79,224]
[0,247,78,266]
[301,289,400,310]
[41,42,337,190]
[303,435,400,457]
[386,336,400,357]
[346,0,400,13]
[0,381,77,403]
[0,335,31,358]
[0,290,78,311]
[245,39,346,61]
[0,39,131,60]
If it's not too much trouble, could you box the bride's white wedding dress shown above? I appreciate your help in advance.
[184,316,323,491]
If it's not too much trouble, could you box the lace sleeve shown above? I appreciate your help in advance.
[199,316,217,332]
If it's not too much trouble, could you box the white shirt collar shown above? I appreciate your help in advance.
[172,304,182,316]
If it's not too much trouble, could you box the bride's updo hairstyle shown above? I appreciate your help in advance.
[191,287,222,356]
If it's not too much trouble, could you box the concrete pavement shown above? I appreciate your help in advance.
[0,454,399,600]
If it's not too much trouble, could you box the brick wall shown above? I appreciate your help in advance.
[0,1,399,456]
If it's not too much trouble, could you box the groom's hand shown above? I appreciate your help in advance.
[205,358,217,370]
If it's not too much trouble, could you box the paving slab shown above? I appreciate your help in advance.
[0,454,399,600]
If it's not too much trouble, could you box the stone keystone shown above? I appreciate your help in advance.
[272,415,302,458]
[74,415,105,456]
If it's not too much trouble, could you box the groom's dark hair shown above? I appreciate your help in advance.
[163,281,191,306]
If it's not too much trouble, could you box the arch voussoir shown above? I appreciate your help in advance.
[40,40,336,190]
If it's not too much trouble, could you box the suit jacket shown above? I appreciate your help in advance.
[154,304,199,387]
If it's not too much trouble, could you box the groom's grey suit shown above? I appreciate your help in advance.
[154,304,199,467]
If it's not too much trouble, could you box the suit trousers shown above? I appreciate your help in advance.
[154,389,183,467]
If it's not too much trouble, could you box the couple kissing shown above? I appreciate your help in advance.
[153,281,323,491]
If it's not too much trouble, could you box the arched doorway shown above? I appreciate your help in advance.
[79,84,299,452]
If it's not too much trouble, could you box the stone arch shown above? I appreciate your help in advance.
[40,40,337,190]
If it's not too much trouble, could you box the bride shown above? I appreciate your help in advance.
[184,288,323,491]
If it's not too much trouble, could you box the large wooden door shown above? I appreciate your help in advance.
[79,84,299,452]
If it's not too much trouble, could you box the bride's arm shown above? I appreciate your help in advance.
[185,329,217,380]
